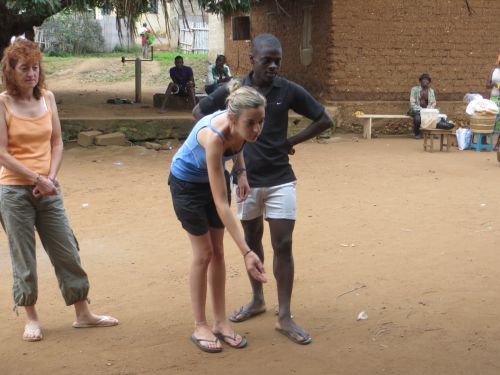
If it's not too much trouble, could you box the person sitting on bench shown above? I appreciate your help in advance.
[205,55,232,94]
[159,56,196,113]
[409,73,436,138]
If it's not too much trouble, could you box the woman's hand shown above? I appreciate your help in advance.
[32,175,57,198]
[244,251,267,283]
[236,173,250,202]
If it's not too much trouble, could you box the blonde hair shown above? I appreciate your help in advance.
[225,80,266,117]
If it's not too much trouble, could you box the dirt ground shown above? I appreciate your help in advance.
[46,57,209,119]
[1,58,500,375]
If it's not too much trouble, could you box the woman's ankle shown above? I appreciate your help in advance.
[24,305,39,322]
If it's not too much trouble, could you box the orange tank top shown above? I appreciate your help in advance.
[0,92,53,185]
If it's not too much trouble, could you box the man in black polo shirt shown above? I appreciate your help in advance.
[193,34,332,345]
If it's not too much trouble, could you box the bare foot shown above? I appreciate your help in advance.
[192,323,222,352]
[212,321,246,348]
[73,313,119,328]
[23,320,43,342]
[228,301,266,322]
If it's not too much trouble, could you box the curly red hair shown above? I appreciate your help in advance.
[1,38,46,100]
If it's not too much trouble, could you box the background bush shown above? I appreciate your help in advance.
[37,11,105,55]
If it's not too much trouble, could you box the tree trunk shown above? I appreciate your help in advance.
[0,2,66,58]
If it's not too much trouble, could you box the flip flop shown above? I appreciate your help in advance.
[190,334,223,353]
[72,315,119,328]
[23,322,43,342]
[275,326,312,345]
[214,332,248,349]
[228,306,266,323]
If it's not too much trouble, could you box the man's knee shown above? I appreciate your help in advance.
[272,234,293,255]
[242,218,264,245]
[242,217,263,235]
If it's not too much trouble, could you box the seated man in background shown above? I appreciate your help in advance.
[159,56,196,113]
[204,55,232,94]
[409,73,436,138]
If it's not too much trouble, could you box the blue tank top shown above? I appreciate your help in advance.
[170,110,242,183]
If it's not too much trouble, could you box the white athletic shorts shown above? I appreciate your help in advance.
[232,181,297,221]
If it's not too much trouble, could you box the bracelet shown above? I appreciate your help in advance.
[48,176,56,183]
[235,168,247,176]
[243,250,252,258]
[34,174,41,184]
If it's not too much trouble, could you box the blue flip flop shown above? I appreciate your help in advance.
[275,326,312,345]
[190,334,223,353]
[228,306,266,323]
[214,332,248,349]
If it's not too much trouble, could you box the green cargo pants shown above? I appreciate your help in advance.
[0,184,89,307]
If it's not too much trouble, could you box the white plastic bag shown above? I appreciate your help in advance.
[456,128,471,150]
[465,99,499,116]
[420,108,439,129]
[463,93,483,104]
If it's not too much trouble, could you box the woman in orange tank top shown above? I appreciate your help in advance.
[0,38,118,342]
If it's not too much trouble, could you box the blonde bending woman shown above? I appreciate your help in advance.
[0,39,118,342]
[168,81,267,353]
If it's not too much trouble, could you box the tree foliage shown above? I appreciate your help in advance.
[197,0,256,14]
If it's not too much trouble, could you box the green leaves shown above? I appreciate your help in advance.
[6,0,60,13]
[196,0,258,14]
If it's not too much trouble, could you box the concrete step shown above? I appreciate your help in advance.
[61,114,195,141]
[60,109,337,142]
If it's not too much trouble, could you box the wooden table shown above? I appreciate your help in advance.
[356,114,411,139]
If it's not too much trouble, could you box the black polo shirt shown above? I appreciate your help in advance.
[198,73,325,188]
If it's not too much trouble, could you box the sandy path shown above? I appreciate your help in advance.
[45,57,204,120]
[1,137,499,375]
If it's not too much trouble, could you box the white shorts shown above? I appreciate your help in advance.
[232,181,297,221]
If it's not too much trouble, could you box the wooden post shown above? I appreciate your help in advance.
[135,57,141,103]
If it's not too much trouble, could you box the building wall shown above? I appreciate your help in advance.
[332,0,500,101]
[208,13,225,62]
[138,0,205,48]
[223,0,332,102]
[95,1,205,50]
[224,0,500,103]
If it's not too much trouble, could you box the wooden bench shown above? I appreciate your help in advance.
[356,114,411,139]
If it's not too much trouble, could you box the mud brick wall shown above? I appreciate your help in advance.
[224,0,500,103]
[223,0,332,102]
[331,0,500,101]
